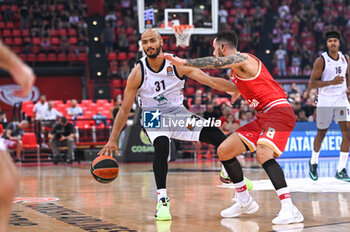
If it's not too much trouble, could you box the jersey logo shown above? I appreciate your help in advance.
[166,66,174,76]
[153,94,169,106]
[248,99,259,109]
[341,57,345,63]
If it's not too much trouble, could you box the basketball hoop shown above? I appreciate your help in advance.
[173,25,194,47]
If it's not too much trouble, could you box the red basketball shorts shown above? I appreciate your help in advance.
[236,104,296,157]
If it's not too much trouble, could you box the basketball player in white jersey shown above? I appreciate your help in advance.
[0,41,35,232]
[98,29,248,221]
[308,31,350,181]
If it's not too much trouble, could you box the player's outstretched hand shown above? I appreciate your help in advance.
[331,75,344,85]
[227,91,241,103]
[98,140,120,157]
[11,63,36,98]
[158,53,186,66]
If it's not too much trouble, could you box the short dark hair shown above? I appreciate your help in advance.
[325,31,340,40]
[59,116,67,124]
[216,30,238,48]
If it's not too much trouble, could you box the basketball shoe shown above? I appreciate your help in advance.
[308,159,318,181]
[272,205,304,225]
[155,197,172,221]
[220,168,231,184]
[335,168,350,182]
[221,196,259,218]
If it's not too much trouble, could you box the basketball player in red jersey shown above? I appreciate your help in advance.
[161,30,304,225]
[0,40,35,231]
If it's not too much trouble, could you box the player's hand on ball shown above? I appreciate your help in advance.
[331,75,344,85]
[98,140,120,157]
[159,53,186,66]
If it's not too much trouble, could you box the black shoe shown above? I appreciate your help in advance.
[66,159,73,164]
[53,158,58,165]
[308,159,318,181]
[335,168,350,182]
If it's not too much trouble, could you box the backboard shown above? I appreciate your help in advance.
[137,0,218,35]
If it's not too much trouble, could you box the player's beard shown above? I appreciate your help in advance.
[146,45,161,58]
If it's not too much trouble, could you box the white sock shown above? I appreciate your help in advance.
[338,152,349,172]
[234,180,250,204]
[156,188,167,202]
[311,150,320,164]
[277,187,293,209]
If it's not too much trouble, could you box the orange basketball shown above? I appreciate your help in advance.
[90,155,119,183]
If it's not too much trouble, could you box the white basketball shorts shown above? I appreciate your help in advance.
[316,94,350,129]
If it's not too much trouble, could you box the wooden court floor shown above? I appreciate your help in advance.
[9,158,350,232]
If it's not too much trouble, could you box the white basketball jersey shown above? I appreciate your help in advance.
[137,56,185,109]
[319,51,348,97]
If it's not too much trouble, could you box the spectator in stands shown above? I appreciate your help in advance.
[303,64,312,76]
[20,0,30,30]
[0,112,7,124]
[23,37,32,56]
[105,10,117,27]
[221,114,239,133]
[69,11,80,29]
[288,60,302,77]
[33,94,48,120]
[120,61,130,80]
[48,117,75,164]
[67,99,83,123]
[109,60,118,77]
[3,120,29,163]
[288,83,299,95]
[203,103,220,120]
[296,110,308,122]
[103,22,115,54]
[44,101,63,121]
[60,36,70,54]
[40,36,51,54]
[189,97,206,117]
[110,96,122,120]
[118,30,129,53]
[302,98,316,120]
[239,111,254,127]
[2,5,13,22]
[274,44,287,77]
[218,5,228,25]
[93,112,108,126]
[293,101,303,116]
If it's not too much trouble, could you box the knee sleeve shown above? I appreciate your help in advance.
[199,126,227,148]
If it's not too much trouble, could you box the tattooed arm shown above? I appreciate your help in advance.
[160,53,249,69]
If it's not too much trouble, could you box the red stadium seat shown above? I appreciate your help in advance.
[78,53,87,61]
[57,4,64,12]
[111,79,122,88]
[228,16,235,24]
[0,22,5,29]
[185,87,195,95]
[10,5,18,12]
[76,120,93,129]
[125,27,134,35]
[38,53,47,62]
[4,38,13,45]
[12,29,20,37]
[6,22,14,28]
[19,53,27,61]
[122,80,127,87]
[129,44,138,52]
[169,43,177,51]
[108,52,117,60]
[47,53,56,61]
[3,29,11,37]
[21,29,30,37]
[128,52,135,60]
[27,54,37,62]
[13,37,22,45]
[32,37,41,45]
[68,53,77,61]
[117,52,127,61]
[112,88,122,96]
[229,9,236,16]
[68,37,78,45]
[57,53,67,61]
[68,28,77,36]
[224,1,233,8]
[51,37,60,45]
[50,29,59,37]
[96,99,108,105]
[59,28,67,36]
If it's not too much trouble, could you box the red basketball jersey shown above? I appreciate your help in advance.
[229,53,288,112]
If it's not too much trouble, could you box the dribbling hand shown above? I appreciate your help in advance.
[158,53,186,66]
[227,91,241,103]
[331,75,344,85]
[98,140,120,157]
